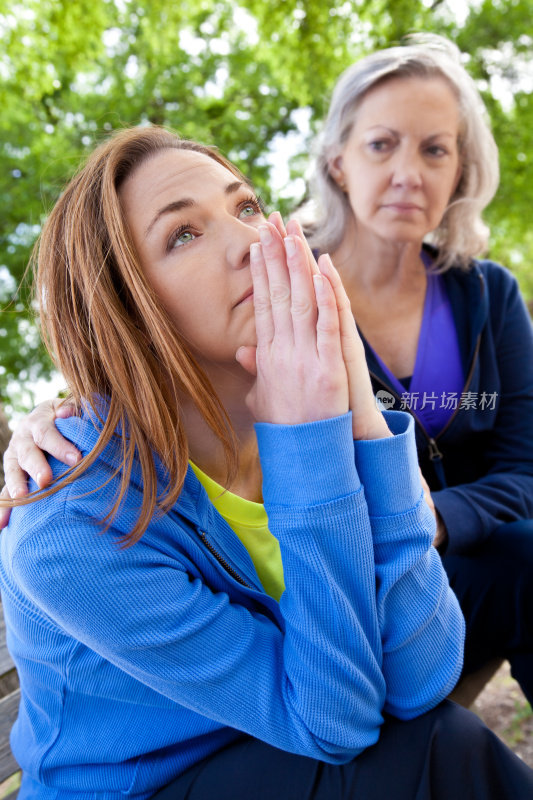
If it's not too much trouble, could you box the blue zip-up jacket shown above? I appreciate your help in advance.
[365,258,533,555]
[0,410,464,800]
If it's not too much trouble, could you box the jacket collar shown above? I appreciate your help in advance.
[362,253,488,386]
[56,412,210,529]
[441,260,488,372]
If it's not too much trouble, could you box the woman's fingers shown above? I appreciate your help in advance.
[286,218,320,276]
[246,224,349,425]
[3,399,80,493]
[313,273,342,362]
[318,255,391,440]
[268,211,287,238]
[0,485,13,529]
[250,241,274,347]
[284,235,317,348]
[4,441,50,495]
[54,398,77,419]
[253,221,317,351]
[0,398,80,528]
[258,224,293,343]
[317,254,360,365]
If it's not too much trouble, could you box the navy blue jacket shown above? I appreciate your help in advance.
[364,258,533,555]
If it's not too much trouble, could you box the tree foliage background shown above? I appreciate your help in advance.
[0,0,532,425]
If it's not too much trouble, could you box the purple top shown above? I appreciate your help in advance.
[371,256,464,437]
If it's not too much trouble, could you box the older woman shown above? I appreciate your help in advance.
[303,33,533,704]
[1,125,532,800]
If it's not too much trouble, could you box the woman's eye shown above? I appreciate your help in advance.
[168,228,196,250]
[368,139,391,153]
[238,196,264,219]
[425,145,447,157]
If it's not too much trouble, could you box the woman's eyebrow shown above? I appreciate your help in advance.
[144,198,194,239]
[144,181,245,239]
[225,181,245,194]
[424,132,456,140]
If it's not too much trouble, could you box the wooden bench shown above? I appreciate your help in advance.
[0,602,20,800]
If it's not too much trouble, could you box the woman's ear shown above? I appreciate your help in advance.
[328,155,346,190]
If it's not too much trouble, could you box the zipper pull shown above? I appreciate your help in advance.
[428,438,443,461]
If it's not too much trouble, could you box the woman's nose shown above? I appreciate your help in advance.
[391,149,423,189]
[225,218,261,270]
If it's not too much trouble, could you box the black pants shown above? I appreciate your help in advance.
[152,701,533,799]
[443,520,533,704]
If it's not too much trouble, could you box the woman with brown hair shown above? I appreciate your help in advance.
[0,125,532,799]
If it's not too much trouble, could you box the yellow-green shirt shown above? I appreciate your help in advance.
[190,463,285,601]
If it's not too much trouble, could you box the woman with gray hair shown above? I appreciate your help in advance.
[304,33,533,706]
[307,35,499,270]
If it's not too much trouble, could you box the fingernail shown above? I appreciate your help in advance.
[284,236,296,257]
[259,226,272,245]
[313,274,324,294]
[250,242,261,259]
[318,253,332,274]
[65,452,79,466]
[13,485,26,498]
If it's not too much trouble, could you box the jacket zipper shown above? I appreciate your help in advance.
[198,530,252,589]
[428,332,482,442]
[369,330,482,471]
[370,269,486,486]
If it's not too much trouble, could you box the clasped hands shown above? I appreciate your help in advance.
[236,212,391,440]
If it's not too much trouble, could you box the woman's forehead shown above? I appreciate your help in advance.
[359,75,459,114]
[130,148,236,189]
[121,148,242,216]
[348,75,461,139]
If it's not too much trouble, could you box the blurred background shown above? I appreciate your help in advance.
[0,0,531,771]
[1,0,533,432]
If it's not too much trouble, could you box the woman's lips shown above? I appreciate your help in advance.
[382,202,423,212]
[234,288,254,307]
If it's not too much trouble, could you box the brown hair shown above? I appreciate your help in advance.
[17,127,248,543]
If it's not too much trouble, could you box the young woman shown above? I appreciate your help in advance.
[302,33,533,704]
[1,126,532,799]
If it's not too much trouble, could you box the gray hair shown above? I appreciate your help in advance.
[303,34,500,271]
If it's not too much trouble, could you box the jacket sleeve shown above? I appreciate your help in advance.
[354,411,465,718]
[12,413,386,765]
[433,267,533,554]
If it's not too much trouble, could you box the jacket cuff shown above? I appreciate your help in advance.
[255,413,360,506]
[353,411,423,517]
[432,489,483,555]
